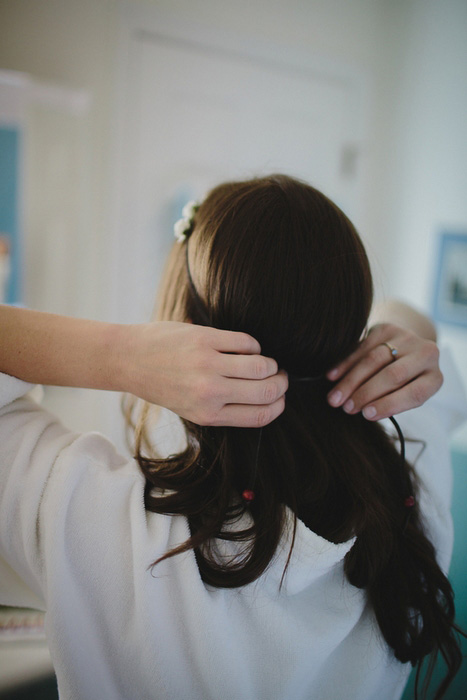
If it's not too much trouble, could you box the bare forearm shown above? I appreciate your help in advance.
[0,305,125,391]
[369,299,437,341]
[0,306,288,428]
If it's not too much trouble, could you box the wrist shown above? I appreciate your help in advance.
[103,322,136,394]
[369,300,437,342]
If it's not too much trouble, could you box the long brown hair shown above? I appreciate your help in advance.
[128,175,462,699]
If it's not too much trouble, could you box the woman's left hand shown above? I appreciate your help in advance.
[325,323,443,421]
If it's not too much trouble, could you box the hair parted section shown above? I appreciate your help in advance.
[126,174,462,699]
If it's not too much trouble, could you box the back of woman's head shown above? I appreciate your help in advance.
[133,174,462,700]
[158,174,372,377]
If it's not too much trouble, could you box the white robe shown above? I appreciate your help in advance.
[0,350,465,700]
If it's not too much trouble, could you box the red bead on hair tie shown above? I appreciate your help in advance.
[242,489,255,503]
[404,495,415,508]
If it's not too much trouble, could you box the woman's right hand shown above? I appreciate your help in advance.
[121,321,288,428]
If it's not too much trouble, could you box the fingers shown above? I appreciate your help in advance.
[199,327,281,378]
[326,324,400,382]
[332,354,420,415]
[218,369,289,407]
[210,328,262,355]
[359,371,443,421]
[181,326,287,427]
[326,323,414,409]
[326,321,442,421]
[213,395,286,428]
[187,369,288,427]
[327,342,411,409]
[216,352,279,380]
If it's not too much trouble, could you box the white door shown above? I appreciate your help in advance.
[112,9,367,325]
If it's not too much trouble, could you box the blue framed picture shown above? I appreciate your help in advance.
[432,232,467,328]
[0,125,22,304]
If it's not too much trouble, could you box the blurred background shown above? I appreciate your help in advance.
[0,0,466,696]
[0,0,466,444]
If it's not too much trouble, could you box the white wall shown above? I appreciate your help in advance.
[0,0,394,321]
[0,0,466,446]
[0,0,117,322]
[381,0,467,448]
[388,0,467,308]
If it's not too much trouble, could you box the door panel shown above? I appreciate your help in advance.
[115,27,365,323]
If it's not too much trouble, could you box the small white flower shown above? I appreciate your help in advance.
[174,200,200,242]
[182,200,199,220]
[174,218,190,242]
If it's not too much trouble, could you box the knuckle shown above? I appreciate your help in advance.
[367,347,383,365]
[200,406,219,426]
[192,348,211,371]
[255,406,273,428]
[387,361,408,385]
[193,327,209,347]
[437,369,444,389]
[424,340,440,363]
[254,358,269,379]
[241,332,257,351]
[194,357,210,374]
[383,323,398,337]
[423,369,444,402]
[410,382,427,407]
[196,376,215,402]
[398,327,413,342]
[263,380,279,404]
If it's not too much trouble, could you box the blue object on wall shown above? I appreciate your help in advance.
[402,449,467,700]
[0,125,22,303]
[432,232,467,328]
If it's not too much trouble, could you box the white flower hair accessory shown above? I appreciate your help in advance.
[174,200,200,242]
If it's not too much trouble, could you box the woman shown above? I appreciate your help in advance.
[0,174,464,699]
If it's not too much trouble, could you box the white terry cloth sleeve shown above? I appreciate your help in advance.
[0,373,79,609]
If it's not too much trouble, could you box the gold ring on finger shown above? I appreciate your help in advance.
[382,342,398,361]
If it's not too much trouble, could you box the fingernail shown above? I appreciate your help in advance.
[343,399,354,413]
[328,390,342,406]
[363,406,377,420]
[327,368,339,380]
